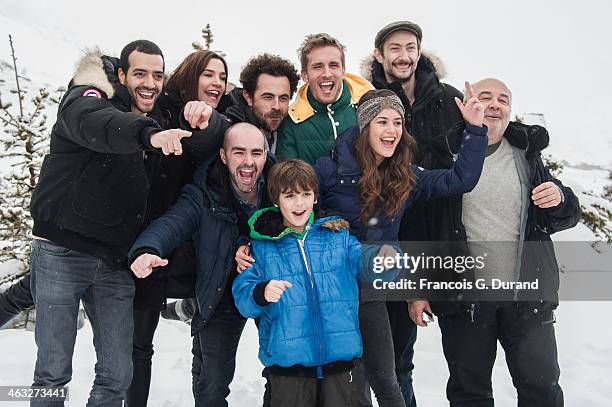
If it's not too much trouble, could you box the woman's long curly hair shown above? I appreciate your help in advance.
[355,89,418,223]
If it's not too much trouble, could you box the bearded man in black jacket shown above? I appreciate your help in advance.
[28,40,194,406]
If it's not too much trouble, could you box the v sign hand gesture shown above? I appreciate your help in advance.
[455,81,485,127]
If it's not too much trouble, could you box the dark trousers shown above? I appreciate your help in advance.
[127,307,204,406]
[192,294,247,406]
[126,309,160,407]
[387,301,418,407]
[0,273,34,326]
[268,366,365,407]
[359,301,406,407]
[438,302,563,407]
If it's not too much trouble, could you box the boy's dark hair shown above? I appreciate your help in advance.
[267,159,319,205]
[239,53,300,98]
[298,33,346,70]
[119,40,164,72]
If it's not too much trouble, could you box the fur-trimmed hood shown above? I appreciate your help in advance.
[359,50,448,83]
[72,48,119,99]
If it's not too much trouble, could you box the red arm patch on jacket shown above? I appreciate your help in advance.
[82,88,105,99]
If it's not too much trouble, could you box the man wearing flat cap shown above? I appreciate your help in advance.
[361,20,466,407]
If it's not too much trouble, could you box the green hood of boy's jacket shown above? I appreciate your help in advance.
[248,207,350,241]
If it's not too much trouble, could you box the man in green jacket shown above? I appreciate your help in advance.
[276,33,373,164]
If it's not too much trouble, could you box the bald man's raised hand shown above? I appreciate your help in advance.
[455,81,484,127]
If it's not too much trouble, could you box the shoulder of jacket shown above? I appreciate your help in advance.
[71,48,115,99]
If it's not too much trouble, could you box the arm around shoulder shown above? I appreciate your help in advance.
[232,251,271,319]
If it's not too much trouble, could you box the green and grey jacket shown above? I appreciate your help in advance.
[276,73,373,165]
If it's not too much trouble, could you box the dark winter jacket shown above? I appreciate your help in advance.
[314,123,488,242]
[30,50,163,269]
[128,153,274,333]
[428,122,581,316]
[362,53,465,242]
[232,208,364,371]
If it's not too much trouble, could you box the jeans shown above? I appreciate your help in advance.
[359,301,405,407]
[387,301,418,407]
[193,293,247,406]
[438,302,563,407]
[30,239,135,406]
[0,273,34,326]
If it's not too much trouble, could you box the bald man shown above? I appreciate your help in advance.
[129,122,275,405]
[410,78,580,406]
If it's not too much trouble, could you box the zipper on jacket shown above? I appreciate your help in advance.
[296,231,327,372]
[469,303,475,323]
[326,105,339,140]
[297,237,313,288]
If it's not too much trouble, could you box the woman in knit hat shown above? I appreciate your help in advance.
[313,87,488,407]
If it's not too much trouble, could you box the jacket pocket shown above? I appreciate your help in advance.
[70,153,145,227]
[31,152,89,222]
[36,240,73,256]
[266,319,278,355]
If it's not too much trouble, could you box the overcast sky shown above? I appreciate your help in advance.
[2,0,611,165]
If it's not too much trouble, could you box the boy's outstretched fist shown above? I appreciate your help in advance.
[264,280,293,303]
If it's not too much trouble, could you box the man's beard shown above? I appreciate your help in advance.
[231,165,259,194]
[384,57,418,85]
[258,110,283,133]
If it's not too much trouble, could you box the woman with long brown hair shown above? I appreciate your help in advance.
[314,87,487,407]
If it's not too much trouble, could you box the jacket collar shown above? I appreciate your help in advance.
[288,73,373,123]
[248,207,349,241]
[223,87,264,128]
[370,55,442,110]
[193,153,275,221]
[503,122,550,158]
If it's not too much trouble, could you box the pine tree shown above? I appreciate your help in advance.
[192,24,226,58]
[0,35,64,283]
[580,170,612,242]
[515,113,611,241]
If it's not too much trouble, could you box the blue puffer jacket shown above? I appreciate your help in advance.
[314,123,488,242]
[233,208,375,371]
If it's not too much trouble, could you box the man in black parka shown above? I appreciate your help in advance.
[28,40,192,406]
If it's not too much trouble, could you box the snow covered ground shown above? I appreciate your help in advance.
[1,300,611,406]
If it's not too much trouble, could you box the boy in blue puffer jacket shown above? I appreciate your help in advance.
[233,159,392,406]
